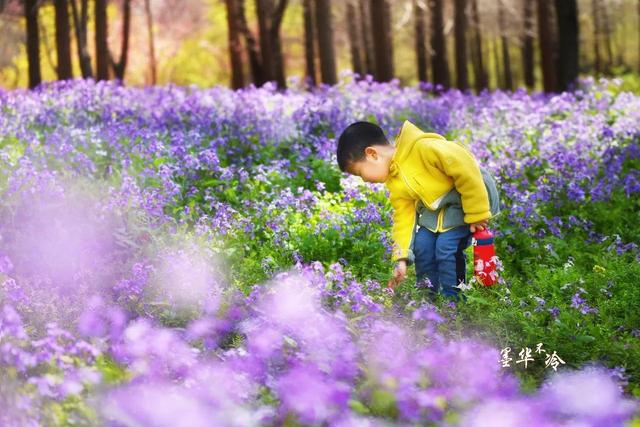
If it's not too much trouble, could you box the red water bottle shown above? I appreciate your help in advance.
[472,229,498,286]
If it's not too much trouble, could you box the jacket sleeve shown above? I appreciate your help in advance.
[389,193,417,265]
[417,138,492,224]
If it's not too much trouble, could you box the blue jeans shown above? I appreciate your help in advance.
[414,223,472,302]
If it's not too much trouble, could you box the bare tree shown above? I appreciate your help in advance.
[370,0,393,81]
[554,0,578,91]
[359,0,375,76]
[498,0,512,90]
[316,0,337,84]
[94,0,109,80]
[470,0,487,91]
[256,0,289,89]
[414,0,428,83]
[69,0,93,78]
[143,0,157,84]
[454,0,468,90]
[303,0,317,86]
[537,0,556,92]
[492,36,502,88]
[591,0,601,74]
[108,0,131,82]
[225,0,245,89]
[25,0,41,88]
[238,0,263,85]
[347,0,364,77]
[256,0,274,84]
[522,0,535,88]
[601,0,613,73]
[54,0,72,79]
[429,0,449,88]
[611,5,624,67]
[270,0,288,89]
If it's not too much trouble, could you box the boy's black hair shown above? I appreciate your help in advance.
[336,121,390,173]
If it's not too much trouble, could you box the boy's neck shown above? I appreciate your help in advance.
[384,145,397,160]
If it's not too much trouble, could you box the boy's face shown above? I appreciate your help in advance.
[347,146,391,183]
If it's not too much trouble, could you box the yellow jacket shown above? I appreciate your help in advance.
[384,120,493,263]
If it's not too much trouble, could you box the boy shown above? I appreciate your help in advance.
[336,120,501,302]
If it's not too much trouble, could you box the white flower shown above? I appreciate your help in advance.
[563,257,574,270]
[456,281,473,291]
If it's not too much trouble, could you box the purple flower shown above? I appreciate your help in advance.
[0,251,13,274]
[539,366,638,425]
[274,362,350,424]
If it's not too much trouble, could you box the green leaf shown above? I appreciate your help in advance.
[466,294,491,305]
[574,335,596,343]
[95,354,130,384]
[153,156,168,168]
[348,399,371,415]
[369,387,398,417]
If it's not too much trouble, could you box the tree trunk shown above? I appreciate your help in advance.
[498,0,512,90]
[352,0,368,79]
[271,35,285,89]
[70,0,93,78]
[225,0,245,89]
[256,0,288,89]
[429,0,449,88]
[238,0,263,85]
[256,0,274,84]
[591,0,601,74]
[359,0,375,76]
[470,0,486,92]
[54,0,73,79]
[554,0,578,92]
[270,0,288,89]
[25,0,41,88]
[492,37,502,88]
[522,0,535,88]
[143,0,157,84]
[316,0,337,84]
[414,0,428,83]
[370,0,393,82]
[108,0,131,82]
[611,7,623,68]
[347,0,364,76]
[601,0,613,74]
[303,0,317,86]
[384,0,394,78]
[537,0,556,92]
[454,0,468,90]
[95,0,109,80]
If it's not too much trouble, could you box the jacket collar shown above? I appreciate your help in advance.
[387,120,424,179]
[387,120,438,180]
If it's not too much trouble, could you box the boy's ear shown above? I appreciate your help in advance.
[364,146,377,157]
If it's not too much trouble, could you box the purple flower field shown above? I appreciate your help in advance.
[1,74,639,426]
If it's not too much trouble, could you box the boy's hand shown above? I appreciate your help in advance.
[470,219,489,233]
[388,260,407,289]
